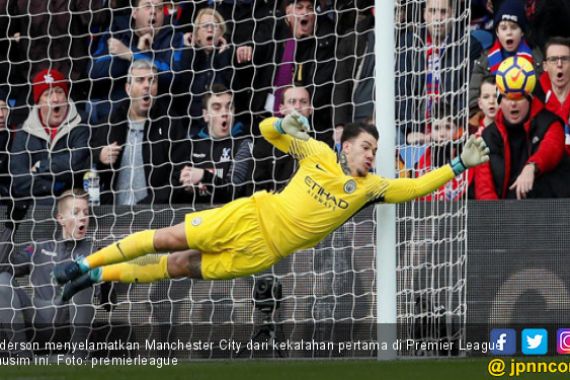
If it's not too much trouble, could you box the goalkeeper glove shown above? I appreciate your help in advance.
[275,110,311,141]
[451,135,490,175]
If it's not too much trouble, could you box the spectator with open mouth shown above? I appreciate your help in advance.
[469,0,543,116]
[91,59,186,206]
[10,69,90,205]
[475,57,570,200]
[88,0,184,125]
[469,75,499,136]
[4,0,107,104]
[534,36,570,155]
[173,84,253,205]
[396,0,482,146]
[172,8,253,136]
[0,189,97,358]
[241,0,336,143]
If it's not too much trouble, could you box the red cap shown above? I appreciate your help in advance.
[32,69,69,104]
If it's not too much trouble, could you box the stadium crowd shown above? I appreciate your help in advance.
[0,0,568,210]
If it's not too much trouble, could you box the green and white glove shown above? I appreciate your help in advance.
[451,135,490,175]
[275,110,311,141]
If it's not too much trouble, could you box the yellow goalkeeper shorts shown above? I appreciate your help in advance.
[184,197,278,280]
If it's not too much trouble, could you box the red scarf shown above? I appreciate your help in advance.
[38,111,59,141]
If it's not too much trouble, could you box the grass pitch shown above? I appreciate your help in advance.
[0,358,549,380]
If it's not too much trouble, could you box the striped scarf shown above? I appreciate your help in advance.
[487,39,534,74]
[425,34,445,98]
[425,34,446,120]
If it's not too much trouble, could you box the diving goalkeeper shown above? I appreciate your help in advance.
[54,112,489,300]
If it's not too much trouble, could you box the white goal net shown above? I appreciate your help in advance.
[394,0,471,356]
[0,0,471,360]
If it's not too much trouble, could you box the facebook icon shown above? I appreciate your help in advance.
[490,329,516,355]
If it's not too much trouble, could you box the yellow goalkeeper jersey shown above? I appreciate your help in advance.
[253,117,456,258]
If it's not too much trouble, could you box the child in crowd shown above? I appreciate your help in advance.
[416,105,473,200]
[476,76,499,135]
[469,0,542,113]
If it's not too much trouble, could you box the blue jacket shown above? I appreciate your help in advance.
[89,19,184,99]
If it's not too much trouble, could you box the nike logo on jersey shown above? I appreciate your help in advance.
[192,153,206,158]
[315,163,326,172]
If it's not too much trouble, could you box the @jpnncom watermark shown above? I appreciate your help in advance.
[488,359,570,377]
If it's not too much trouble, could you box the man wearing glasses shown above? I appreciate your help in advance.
[535,36,570,155]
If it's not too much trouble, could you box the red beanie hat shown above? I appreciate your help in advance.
[32,69,69,104]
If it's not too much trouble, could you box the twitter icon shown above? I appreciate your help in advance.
[522,329,548,355]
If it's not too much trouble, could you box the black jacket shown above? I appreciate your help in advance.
[0,129,11,197]
[10,103,90,200]
[248,15,336,141]
[478,109,570,199]
[8,237,94,304]
[173,127,253,205]
[91,100,187,205]
[0,231,96,337]
[333,14,375,126]
[171,45,233,135]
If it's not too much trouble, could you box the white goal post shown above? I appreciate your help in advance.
[375,0,398,361]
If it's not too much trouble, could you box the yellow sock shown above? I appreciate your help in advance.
[100,255,170,283]
[86,230,156,269]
